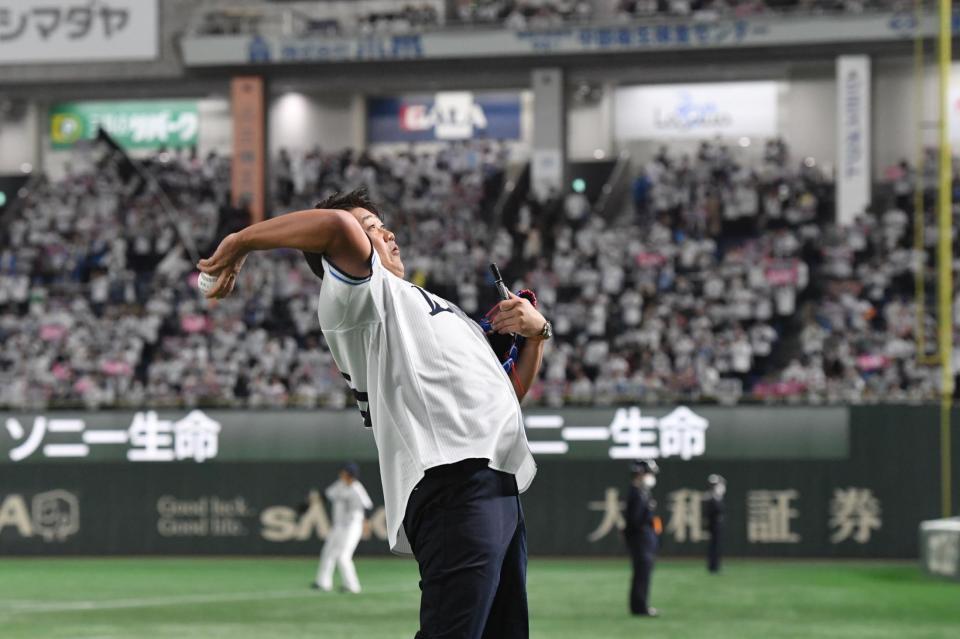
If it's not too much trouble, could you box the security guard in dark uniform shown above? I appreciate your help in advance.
[624,459,659,617]
[705,474,726,574]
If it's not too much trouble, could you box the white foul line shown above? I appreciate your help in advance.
[0,585,418,614]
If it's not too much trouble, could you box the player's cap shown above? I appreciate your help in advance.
[708,474,726,486]
[631,459,659,475]
[342,462,360,478]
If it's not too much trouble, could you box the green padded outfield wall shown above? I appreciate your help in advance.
[0,406,956,557]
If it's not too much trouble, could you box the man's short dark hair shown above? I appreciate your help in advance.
[315,186,381,217]
[303,187,379,279]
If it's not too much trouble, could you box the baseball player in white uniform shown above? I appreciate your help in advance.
[199,187,550,639]
[314,462,372,593]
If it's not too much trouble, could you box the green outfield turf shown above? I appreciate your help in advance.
[0,557,957,638]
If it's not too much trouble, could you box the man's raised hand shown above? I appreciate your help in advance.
[197,233,248,299]
[490,291,546,338]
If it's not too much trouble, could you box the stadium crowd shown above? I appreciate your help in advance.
[0,140,509,410]
[763,159,942,404]
[508,138,827,406]
[0,135,948,409]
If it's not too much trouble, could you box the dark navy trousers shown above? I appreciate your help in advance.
[707,526,722,573]
[403,459,528,639]
[626,530,656,615]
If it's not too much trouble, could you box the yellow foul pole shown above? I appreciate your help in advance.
[937,0,953,518]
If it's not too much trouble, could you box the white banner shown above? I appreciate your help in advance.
[946,69,960,142]
[836,55,871,226]
[0,0,157,64]
[613,82,778,140]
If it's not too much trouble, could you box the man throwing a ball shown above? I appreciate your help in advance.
[199,188,549,639]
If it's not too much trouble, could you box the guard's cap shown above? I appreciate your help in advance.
[631,459,659,475]
[708,474,726,486]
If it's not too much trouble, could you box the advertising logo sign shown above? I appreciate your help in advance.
[527,406,710,460]
[0,490,79,542]
[156,495,252,538]
[0,0,157,64]
[615,82,778,140]
[259,489,389,543]
[368,92,521,143]
[4,410,221,463]
[836,55,871,226]
[49,100,199,150]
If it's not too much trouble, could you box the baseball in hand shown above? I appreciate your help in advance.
[197,272,218,295]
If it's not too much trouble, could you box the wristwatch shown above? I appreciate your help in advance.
[537,320,553,341]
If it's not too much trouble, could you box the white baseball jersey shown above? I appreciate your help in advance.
[325,479,373,529]
[316,248,536,555]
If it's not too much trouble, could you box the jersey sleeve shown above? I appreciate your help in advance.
[316,241,382,430]
[324,481,339,501]
[353,482,374,511]
[316,242,381,331]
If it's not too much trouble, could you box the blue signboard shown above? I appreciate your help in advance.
[367,92,522,143]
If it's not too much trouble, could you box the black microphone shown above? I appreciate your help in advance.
[490,262,510,301]
[489,262,515,337]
